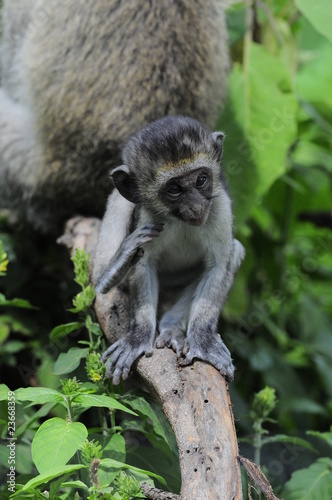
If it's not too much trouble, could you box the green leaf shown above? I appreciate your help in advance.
[49,472,69,498]
[98,434,126,487]
[280,397,326,416]
[103,434,126,462]
[71,248,91,288]
[126,444,181,493]
[0,323,10,343]
[0,295,37,309]
[0,384,10,401]
[13,444,34,475]
[50,322,83,340]
[15,387,65,405]
[15,402,57,438]
[292,141,332,172]
[296,43,332,122]
[122,392,177,454]
[307,428,332,448]
[295,0,332,43]
[99,458,166,485]
[53,347,89,375]
[61,480,89,491]
[19,464,86,492]
[2,340,26,354]
[73,394,137,415]
[219,42,297,224]
[0,314,34,336]
[262,434,316,453]
[283,457,332,500]
[70,285,95,313]
[32,418,88,473]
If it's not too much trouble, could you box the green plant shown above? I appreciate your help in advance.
[283,428,332,499]
[0,249,178,498]
[240,386,316,498]
[1,0,332,497]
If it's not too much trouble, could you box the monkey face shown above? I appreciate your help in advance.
[159,167,213,226]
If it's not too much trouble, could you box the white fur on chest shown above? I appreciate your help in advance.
[149,220,207,273]
[140,190,233,273]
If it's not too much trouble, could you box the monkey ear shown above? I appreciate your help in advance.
[211,132,225,162]
[110,165,140,204]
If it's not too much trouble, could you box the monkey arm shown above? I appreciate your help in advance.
[101,260,159,384]
[94,243,142,294]
[93,190,164,293]
[95,223,164,293]
[181,239,245,380]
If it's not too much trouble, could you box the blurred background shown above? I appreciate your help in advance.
[0,1,331,498]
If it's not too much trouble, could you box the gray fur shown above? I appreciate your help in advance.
[0,0,229,231]
[93,116,245,384]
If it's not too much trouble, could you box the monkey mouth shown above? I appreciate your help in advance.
[187,215,206,226]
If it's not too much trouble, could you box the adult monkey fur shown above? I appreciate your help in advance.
[93,116,245,384]
[0,0,229,231]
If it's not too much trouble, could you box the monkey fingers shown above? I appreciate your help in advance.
[130,223,164,248]
[124,223,164,265]
[179,336,235,381]
[101,340,124,377]
[101,336,154,384]
[155,328,185,357]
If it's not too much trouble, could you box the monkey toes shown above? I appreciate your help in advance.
[179,336,235,381]
[101,336,153,385]
[155,328,186,356]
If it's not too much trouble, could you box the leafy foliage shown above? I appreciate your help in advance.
[283,458,332,499]
[0,0,332,498]
[0,251,173,498]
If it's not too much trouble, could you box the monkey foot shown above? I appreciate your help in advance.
[101,336,153,385]
[155,327,185,357]
[179,335,235,381]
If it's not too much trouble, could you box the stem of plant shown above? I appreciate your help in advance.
[110,409,116,429]
[66,397,73,422]
[254,430,261,466]
[87,317,94,346]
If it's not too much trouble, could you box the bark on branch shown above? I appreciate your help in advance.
[59,216,243,500]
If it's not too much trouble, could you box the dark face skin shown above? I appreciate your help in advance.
[159,167,213,226]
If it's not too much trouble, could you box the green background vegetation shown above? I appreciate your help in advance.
[0,0,332,498]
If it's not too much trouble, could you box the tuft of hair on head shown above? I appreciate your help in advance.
[122,116,220,173]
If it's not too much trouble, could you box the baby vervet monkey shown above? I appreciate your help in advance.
[0,0,229,230]
[93,116,245,384]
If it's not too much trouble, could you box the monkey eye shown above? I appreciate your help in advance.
[167,183,182,196]
[196,174,207,188]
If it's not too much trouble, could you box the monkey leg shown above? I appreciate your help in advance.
[155,281,197,356]
[179,239,245,381]
[101,262,159,385]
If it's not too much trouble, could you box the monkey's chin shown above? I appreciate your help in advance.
[187,215,207,226]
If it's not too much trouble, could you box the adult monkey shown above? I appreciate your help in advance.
[0,0,229,231]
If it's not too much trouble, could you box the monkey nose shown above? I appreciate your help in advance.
[187,207,206,226]
[190,206,203,218]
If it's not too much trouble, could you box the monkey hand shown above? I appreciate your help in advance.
[124,223,164,264]
[179,334,235,381]
[101,335,154,385]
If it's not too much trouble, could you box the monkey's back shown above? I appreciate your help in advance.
[0,0,229,229]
